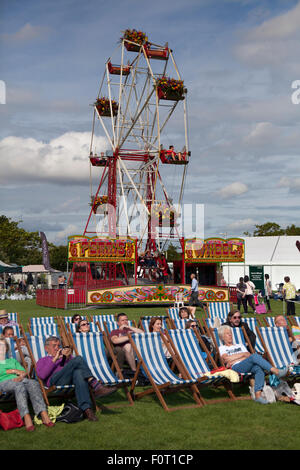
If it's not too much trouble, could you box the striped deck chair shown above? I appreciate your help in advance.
[165,328,238,402]
[70,332,133,406]
[66,322,101,335]
[129,332,203,411]
[167,307,180,320]
[264,317,276,327]
[62,315,87,324]
[99,320,134,335]
[30,316,56,325]
[242,318,265,354]
[208,302,231,318]
[140,317,169,332]
[256,327,300,378]
[29,323,60,338]
[23,335,75,406]
[90,314,116,323]
[7,312,20,324]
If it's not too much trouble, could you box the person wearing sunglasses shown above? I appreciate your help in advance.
[71,314,82,324]
[185,320,215,359]
[76,319,91,333]
[221,310,256,352]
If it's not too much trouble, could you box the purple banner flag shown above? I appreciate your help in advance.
[40,231,51,270]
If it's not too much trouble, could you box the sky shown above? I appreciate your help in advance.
[1,0,300,246]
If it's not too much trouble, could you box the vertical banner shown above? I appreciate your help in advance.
[40,231,51,271]
[249,265,264,294]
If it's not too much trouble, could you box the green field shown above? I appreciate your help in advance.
[0,298,299,451]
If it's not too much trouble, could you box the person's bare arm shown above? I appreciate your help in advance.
[221,352,250,368]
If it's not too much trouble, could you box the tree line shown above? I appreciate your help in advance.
[243,222,300,237]
[0,216,67,272]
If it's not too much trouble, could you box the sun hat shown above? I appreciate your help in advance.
[0,310,8,319]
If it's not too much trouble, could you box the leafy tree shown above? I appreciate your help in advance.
[49,244,68,272]
[244,222,300,237]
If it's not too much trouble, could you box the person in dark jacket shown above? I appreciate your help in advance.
[222,309,256,352]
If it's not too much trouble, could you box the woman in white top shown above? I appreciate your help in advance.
[243,275,256,314]
[218,325,287,404]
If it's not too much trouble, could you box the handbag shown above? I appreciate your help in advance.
[255,303,267,314]
[0,409,24,431]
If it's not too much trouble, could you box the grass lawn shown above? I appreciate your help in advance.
[0,298,299,451]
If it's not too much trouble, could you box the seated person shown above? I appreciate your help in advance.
[179,307,195,319]
[2,326,32,370]
[149,317,171,361]
[166,145,182,162]
[218,325,287,404]
[185,320,215,359]
[76,319,91,333]
[0,310,18,328]
[0,336,54,431]
[71,314,82,324]
[36,336,117,422]
[274,315,299,353]
[110,313,144,372]
[222,309,256,352]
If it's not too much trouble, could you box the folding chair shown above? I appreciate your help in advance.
[139,316,169,332]
[22,335,75,406]
[0,337,23,404]
[256,327,300,378]
[169,318,206,335]
[61,315,87,324]
[207,302,231,318]
[129,332,204,411]
[28,323,60,338]
[166,307,180,320]
[30,316,56,325]
[90,314,116,323]
[100,320,135,336]
[165,328,239,403]
[210,327,255,364]
[264,317,276,327]
[69,332,133,406]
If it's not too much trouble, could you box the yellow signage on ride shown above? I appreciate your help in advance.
[184,238,245,263]
[68,236,136,263]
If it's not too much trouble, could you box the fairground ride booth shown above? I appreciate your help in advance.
[38,236,244,309]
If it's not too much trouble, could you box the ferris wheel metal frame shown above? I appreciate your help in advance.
[84,32,190,257]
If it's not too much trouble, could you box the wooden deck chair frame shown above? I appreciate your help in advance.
[67,331,134,408]
[128,332,204,412]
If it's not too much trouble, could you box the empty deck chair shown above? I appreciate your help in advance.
[207,302,231,318]
[256,327,300,376]
[129,332,203,411]
[90,314,116,323]
[70,332,133,406]
[23,335,75,406]
[165,328,237,402]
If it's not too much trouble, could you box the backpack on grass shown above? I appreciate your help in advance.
[56,402,84,424]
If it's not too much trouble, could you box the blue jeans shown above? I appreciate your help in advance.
[231,353,273,393]
[50,356,93,411]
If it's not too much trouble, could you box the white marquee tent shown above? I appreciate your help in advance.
[222,236,300,290]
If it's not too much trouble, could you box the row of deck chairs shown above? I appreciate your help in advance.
[3,311,300,412]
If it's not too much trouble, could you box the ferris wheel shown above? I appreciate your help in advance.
[84,29,190,256]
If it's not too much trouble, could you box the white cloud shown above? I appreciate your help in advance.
[278,176,300,192]
[0,132,108,186]
[1,23,50,43]
[227,218,256,230]
[217,182,248,199]
[55,224,79,242]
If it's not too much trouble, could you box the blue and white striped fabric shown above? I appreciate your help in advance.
[26,335,74,393]
[205,317,225,329]
[167,329,213,380]
[212,327,247,348]
[141,317,168,332]
[63,315,87,324]
[7,312,19,323]
[257,327,298,370]
[0,324,21,337]
[242,318,264,354]
[67,322,100,334]
[90,314,116,323]
[208,302,230,318]
[265,317,276,327]
[72,332,130,385]
[30,317,56,325]
[170,318,193,330]
[167,308,180,320]
[5,337,19,360]
[30,323,59,338]
[131,332,195,386]
[292,317,300,327]
[99,320,134,334]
